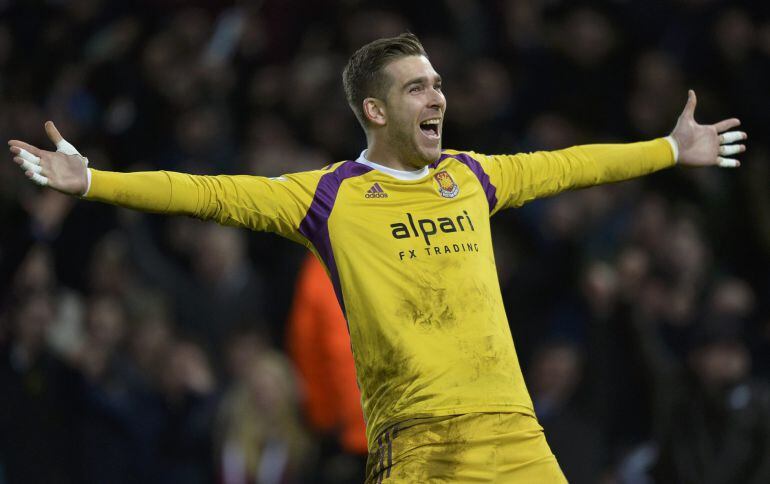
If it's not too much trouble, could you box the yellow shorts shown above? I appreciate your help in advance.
[365,412,567,483]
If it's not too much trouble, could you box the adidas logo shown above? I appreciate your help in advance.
[365,183,388,198]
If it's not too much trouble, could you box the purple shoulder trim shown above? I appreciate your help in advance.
[298,161,373,316]
[438,152,498,212]
[429,153,451,169]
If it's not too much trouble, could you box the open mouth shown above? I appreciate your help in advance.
[419,118,441,139]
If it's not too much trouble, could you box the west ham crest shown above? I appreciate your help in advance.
[434,171,459,198]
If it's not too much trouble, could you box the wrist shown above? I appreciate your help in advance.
[664,135,679,164]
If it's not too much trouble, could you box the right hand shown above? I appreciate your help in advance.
[8,121,90,195]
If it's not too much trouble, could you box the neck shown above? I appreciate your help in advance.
[366,138,423,171]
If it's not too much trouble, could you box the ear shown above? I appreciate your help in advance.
[363,98,387,127]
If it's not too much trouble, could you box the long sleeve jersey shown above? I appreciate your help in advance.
[85,139,676,449]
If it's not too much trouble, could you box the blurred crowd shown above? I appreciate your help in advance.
[1,0,769,483]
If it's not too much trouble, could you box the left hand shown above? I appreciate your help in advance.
[670,90,747,168]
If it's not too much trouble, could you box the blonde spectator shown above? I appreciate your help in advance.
[215,350,312,484]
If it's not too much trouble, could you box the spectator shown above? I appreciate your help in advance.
[156,339,218,484]
[0,295,81,484]
[529,340,607,484]
[631,297,770,483]
[287,253,368,484]
[215,350,312,484]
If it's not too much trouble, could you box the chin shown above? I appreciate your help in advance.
[418,143,443,165]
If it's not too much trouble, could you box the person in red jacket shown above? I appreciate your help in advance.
[287,253,368,483]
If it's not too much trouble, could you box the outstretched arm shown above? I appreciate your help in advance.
[471,90,748,214]
[8,122,322,244]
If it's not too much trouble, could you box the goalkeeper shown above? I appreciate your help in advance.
[9,33,747,483]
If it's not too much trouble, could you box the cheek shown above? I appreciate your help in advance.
[393,123,416,145]
[392,105,413,125]
[389,111,416,138]
[390,97,420,121]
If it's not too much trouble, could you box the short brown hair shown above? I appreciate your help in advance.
[343,33,427,128]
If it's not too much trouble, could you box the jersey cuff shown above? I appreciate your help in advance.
[664,136,679,164]
[82,167,93,196]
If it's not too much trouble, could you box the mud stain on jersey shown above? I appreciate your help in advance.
[397,285,458,331]
[356,337,415,403]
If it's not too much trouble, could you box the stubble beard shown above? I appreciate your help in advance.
[389,122,438,168]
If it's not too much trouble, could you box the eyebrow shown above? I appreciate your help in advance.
[403,74,442,88]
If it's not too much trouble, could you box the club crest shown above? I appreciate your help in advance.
[434,171,459,198]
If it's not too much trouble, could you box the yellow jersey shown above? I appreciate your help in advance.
[85,138,675,448]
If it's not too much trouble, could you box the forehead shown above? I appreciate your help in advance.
[383,55,439,84]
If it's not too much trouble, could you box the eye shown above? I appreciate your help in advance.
[409,85,422,93]
[434,83,442,92]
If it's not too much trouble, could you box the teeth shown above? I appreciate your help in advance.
[421,119,440,125]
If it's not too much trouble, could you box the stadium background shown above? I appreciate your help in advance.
[1,0,768,483]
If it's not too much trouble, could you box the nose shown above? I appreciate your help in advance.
[428,87,445,112]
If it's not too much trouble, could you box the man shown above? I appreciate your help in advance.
[8,33,747,482]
